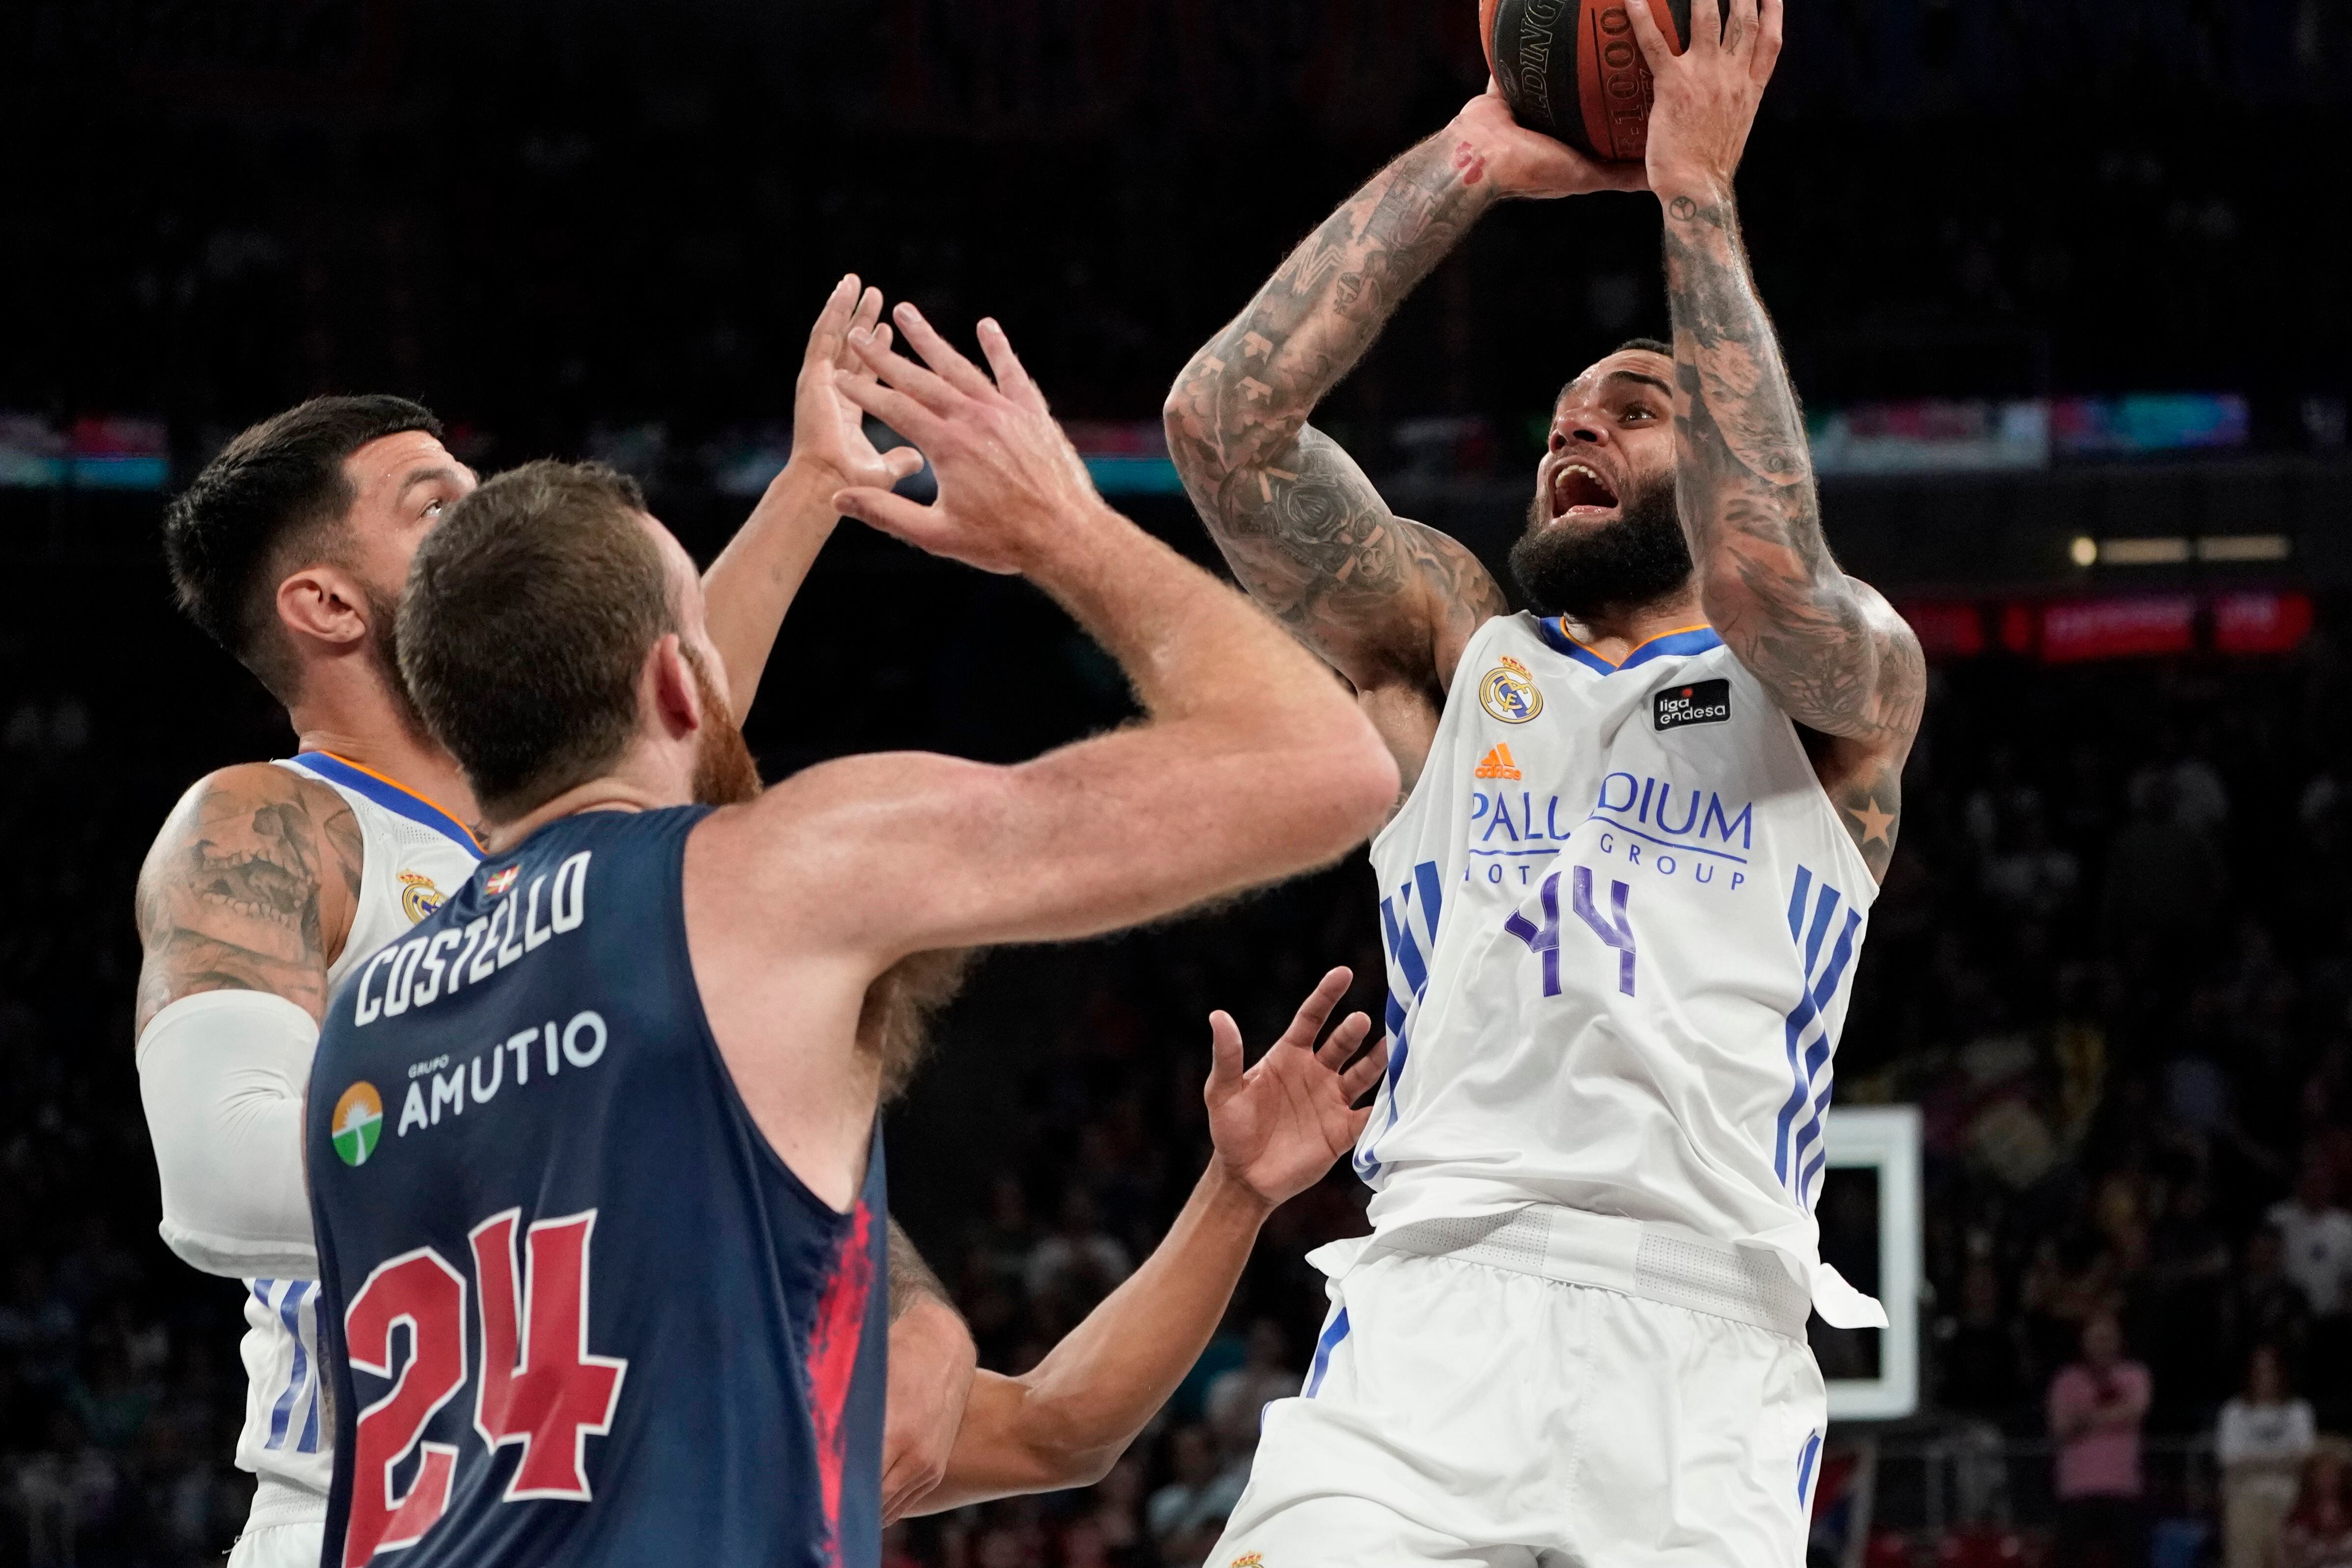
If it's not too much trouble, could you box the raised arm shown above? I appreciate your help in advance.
[901,970,1383,1515]
[1630,0,1924,875]
[698,276,924,718]
[1162,95,1641,778]
[757,309,1399,959]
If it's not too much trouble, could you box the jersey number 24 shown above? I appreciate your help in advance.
[339,1209,628,1568]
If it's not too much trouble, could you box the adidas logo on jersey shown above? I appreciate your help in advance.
[1474,744,1522,780]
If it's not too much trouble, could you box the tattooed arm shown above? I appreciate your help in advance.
[134,763,361,1032]
[133,763,363,1277]
[1164,91,1642,784]
[1629,0,1923,878]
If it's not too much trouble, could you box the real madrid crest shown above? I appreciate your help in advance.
[1478,655,1544,724]
[398,870,445,924]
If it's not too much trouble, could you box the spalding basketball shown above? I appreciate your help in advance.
[1481,0,1692,163]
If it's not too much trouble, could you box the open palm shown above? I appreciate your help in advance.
[791,275,924,495]
[1205,967,1387,1209]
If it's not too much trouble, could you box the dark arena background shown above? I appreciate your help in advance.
[5,2,2352,1565]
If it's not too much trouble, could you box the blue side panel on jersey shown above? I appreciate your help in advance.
[288,752,481,856]
[1775,870,1863,1187]
[1414,859,1444,938]
[1358,861,1439,1181]
[264,1280,313,1451]
[1787,911,1863,1186]
[1303,1308,1351,1399]
[1379,894,1429,998]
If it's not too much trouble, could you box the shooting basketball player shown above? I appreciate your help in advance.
[1164,1,1924,1563]
[131,279,976,1568]
[301,313,1395,1567]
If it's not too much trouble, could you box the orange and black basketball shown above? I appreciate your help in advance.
[1480,0,1691,163]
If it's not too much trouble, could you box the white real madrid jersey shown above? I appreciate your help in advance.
[1357,614,1880,1313]
[234,753,480,1500]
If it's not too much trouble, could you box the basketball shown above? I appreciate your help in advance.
[1480,0,1692,162]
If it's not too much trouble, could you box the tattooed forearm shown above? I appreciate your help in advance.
[133,767,359,1031]
[1660,192,1925,750]
[888,1217,953,1321]
[1164,134,1506,695]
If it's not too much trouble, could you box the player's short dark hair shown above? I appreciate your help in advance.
[162,395,443,703]
[399,459,674,823]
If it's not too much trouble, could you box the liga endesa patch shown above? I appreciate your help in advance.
[1653,678,1731,732]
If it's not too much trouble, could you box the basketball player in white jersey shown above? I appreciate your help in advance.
[1165,2,1924,1562]
[130,279,966,1568]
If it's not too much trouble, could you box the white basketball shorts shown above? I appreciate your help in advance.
[229,1519,322,1568]
[229,1476,325,1568]
[1208,1210,1828,1568]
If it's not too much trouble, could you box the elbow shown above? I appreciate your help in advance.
[1291,711,1400,854]
[1334,722,1403,833]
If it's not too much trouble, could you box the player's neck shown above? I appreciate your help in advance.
[1554,584,1709,663]
[478,751,696,855]
[286,683,478,825]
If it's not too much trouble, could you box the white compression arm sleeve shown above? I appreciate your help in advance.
[136,990,322,1279]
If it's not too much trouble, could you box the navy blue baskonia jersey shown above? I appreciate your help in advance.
[306,807,887,1568]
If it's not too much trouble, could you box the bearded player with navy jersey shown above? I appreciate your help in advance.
[302,312,1396,1568]
[131,281,995,1568]
[1166,2,1926,1564]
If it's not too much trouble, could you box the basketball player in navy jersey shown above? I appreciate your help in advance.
[1166,3,1927,1565]
[133,279,977,1567]
[303,312,1396,1567]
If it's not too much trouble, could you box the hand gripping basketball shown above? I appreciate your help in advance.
[831,306,1106,577]
[1625,0,1783,199]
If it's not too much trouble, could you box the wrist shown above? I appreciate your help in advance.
[1434,118,1515,208]
[1200,1158,1279,1222]
[1651,170,1736,215]
[774,455,853,512]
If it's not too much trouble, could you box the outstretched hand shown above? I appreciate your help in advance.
[1204,967,1386,1210]
[788,275,927,496]
[1626,0,1782,199]
[830,306,1106,576]
[1448,83,1648,201]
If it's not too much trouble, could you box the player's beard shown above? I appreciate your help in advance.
[1508,468,1694,624]
[363,585,436,747]
[685,651,763,807]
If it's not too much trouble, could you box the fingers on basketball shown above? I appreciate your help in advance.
[1623,0,1673,70]
[1754,0,1785,76]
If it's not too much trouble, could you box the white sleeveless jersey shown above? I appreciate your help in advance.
[235,753,480,1501]
[1357,614,1878,1296]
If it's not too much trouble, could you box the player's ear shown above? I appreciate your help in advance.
[276,564,368,650]
[647,633,700,738]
